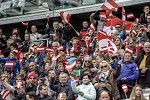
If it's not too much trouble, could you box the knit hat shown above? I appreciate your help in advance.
[27,73,36,79]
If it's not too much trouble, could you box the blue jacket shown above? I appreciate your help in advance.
[117,61,139,82]
[0,58,21,76]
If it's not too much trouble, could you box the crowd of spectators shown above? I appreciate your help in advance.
[0,4,150,100]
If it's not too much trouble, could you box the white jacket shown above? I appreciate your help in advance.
[71,81,96,100]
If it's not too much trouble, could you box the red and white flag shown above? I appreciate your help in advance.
[60,12,72,23]
[100,12,107,21]
[122,84,128,93]
[101,0,119,12]
[1,90,11,100]
[46,48,54,53]
[22,22,28,26]
[131,30,138,37]
[122,6,126,21]
[98,34,117,55]
[90,23,96,31]
[127,13,134,19]
[98,30,107,36]
[125,47,133,54]
[5,62,14,68]
[57,46,63,51]
[36,47,45,53]
[65,61,76,73]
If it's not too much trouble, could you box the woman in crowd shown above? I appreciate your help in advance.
[71,74,96,100]
[98,89,113,100]
[129,85,147,100]
[93,60,120,100]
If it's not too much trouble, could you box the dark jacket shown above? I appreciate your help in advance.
[37,94,53,100]
[25,84,37,93]
[140,13,147,25]
[146,32,150,41]
[50,78,74,100]
[135,51,150,68]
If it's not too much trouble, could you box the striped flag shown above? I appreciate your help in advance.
[125,47,133,54]
[36,47,45,53]
[1,90,11,100]
[122,84,128,93]
[57,46,63,51]
[127,13,134,19]
[131,30,138,37]
[60,12,72,23]
[101,0,119,12]
[90,23,96,31]
[65,61,76,73]
[100,12,107,21]
[46,48,54,53]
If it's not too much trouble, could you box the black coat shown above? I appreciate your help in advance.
[134,51,150,68]
[140,13,149,25]
[37,94,53,100]
[50,78,74,100]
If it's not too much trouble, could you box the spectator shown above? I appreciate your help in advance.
[50,72,74,100]
[71,74,96,100]
[117,52,139,98]
[26,91,37,100]
[80,21,89,39]
[23,33,31,52]
[129,85,147,100]
[0,51,21,76]
[25,73,37,93]
[57,92,67,100]
[37,84,53,100]
[135,42,150,88]
[140,5,150,25]
[115,24,127,41]
[98,89,113,100]
[93,60,120,100]
[30,25,42,45]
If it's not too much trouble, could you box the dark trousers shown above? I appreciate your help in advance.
[145,68,150,86]
[117,80,133,99]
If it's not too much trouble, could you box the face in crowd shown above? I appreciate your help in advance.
[124,53,132,62]
[59,73,68,84]
[84,56,92,67]
[99,90,110,100]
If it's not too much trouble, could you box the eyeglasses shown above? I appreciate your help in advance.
[101,65,107,68]
[133,26,138,27]
[30,78,35,79]
[85,61,91,63]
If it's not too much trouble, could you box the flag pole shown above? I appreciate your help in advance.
[124,92,128,99]
[69,23,79,36]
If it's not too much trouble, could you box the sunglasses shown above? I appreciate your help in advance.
[101,65,107,68]
[30,78,35,79]
[116,27,121,28]
[133,26,138,27]
[85,61,91,63]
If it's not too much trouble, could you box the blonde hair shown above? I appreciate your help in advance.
[99,60,112,71]
[129,85,147,100]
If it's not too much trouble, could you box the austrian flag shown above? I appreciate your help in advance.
[127,13,134,19]
[90,23,96,31]
[101,0,119,12]
[60,12,72,23]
